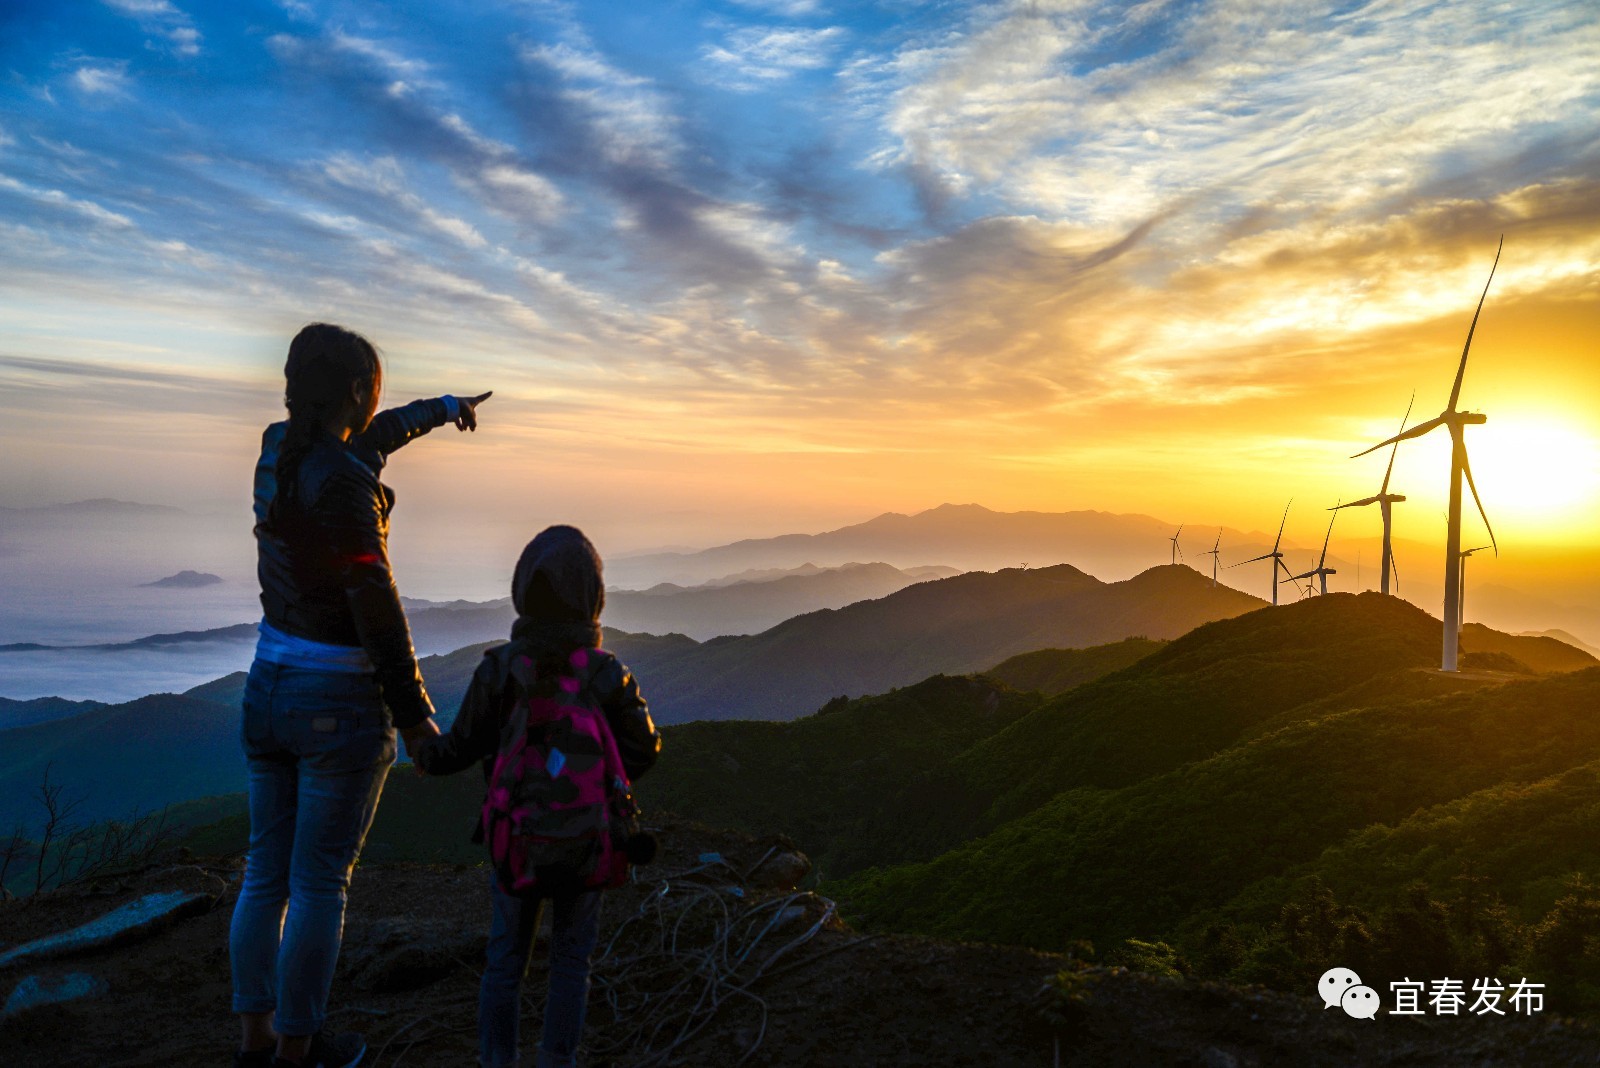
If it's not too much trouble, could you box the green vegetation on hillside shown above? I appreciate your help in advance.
[983,638,1165,696]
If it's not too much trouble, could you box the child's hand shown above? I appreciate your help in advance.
[454,391,493,431]
[400,719,442,775]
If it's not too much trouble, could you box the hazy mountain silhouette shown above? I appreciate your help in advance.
[605,503,1202,588]
[139,570,223,589]
[630,563,1265,724]
[0,695,106,731]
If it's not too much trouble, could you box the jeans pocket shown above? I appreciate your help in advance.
[241,660,277,755]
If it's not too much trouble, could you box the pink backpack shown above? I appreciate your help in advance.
[483,646,640,895]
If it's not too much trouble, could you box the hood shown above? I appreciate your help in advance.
[511,525,604,624]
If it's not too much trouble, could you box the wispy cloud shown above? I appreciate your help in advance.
[70,62,132,97]
[702,26,846,88]
[101,0,202,57]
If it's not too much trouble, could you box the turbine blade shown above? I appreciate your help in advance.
[1449,235,1504,413]
[1319,506,1337,565]
[1351,415,1446,458]
[1390,554,1400,594]
[1381,391,1416,494]
[1334,496,1381,509]
[1460,447,1499,556]
[1274,499,1291,552]
[1229,553,1273,567]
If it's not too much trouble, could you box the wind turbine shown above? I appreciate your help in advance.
[1289,506,1340,595]
[1227,501,1301,605]
[1169,525,1184,566]
[1204,528,1222,586]
[1352,238,1501,672]
[1334,394,1413,596]
[1457,545,1493,636]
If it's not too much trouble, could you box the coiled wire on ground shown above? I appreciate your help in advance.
[366,853,874,1068]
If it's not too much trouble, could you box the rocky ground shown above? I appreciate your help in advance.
[3,815,1600,1066]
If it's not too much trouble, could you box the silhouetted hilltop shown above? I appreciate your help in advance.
[635,563,1266,723]
[1460,621,1598,674]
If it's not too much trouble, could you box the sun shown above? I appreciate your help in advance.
[1457,415,1600,535]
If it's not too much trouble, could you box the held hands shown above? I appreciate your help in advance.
[453,391,492,431]
[399,718,441,776]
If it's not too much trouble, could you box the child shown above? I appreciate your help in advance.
[416,525,661,1068]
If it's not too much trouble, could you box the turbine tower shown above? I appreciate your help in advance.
[1204,528,1222,586]
[1289,506,1340,595]
[1457,544,1493,636]
[1169,524,1184,566]
[1228,501,1300,605]
[1334,394,1413,596]
[1352,238,1501,672]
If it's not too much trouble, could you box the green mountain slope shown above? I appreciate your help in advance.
[635,674,1048,877]
[983,638,1165,696]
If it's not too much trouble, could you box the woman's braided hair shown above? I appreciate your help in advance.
[271,323,382,524]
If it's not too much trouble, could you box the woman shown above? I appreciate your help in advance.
[231,323,489,1068]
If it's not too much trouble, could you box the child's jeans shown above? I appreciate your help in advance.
[481,872,604,1068]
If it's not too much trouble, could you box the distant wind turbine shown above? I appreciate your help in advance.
[1204,528,1222,586]
[1352,238,1502,672]
[1334,393,1413,596]
[1289,506,1340,595]
[1457,545,1493,636]
[1227,501,1301,605]
[1169,524,1184,566]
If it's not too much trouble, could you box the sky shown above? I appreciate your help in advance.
[1,0,1597,593]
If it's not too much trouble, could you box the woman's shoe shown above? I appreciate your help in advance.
[272,1030,367,1068]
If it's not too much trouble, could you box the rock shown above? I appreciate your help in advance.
[340,917,487,993]
[747,850,811,891]
[2,973,109,1019]
[0,868,223,971]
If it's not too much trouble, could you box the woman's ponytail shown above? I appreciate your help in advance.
[271,323,382,523]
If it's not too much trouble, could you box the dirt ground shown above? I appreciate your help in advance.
[4,815,1600,1067]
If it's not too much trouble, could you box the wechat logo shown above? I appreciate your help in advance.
[1319,967,1378,1020]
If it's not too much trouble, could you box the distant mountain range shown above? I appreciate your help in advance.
[622,563,1269,723]
[0,562,959,666]
[602,502,1600,648]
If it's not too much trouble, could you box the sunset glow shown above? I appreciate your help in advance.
[0,0,1594,596]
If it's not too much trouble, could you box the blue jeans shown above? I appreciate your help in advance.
[481,872,603,1068]
[230,659,396,1036]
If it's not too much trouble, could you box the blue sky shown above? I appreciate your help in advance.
[1,0,1597,561]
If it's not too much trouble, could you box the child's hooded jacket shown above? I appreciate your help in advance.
[415,526,661,810]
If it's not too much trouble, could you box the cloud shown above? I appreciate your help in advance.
[870,0,1600,237]
[702,26,846,88]
[0,175,134,229]
[70,63,132,97]
[728,0,825,15]
[519,42,682,168]
[101,0,202,57]
[322,153,488,249]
